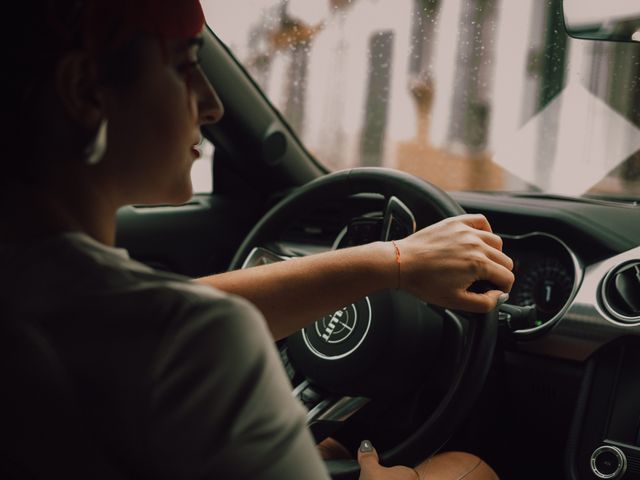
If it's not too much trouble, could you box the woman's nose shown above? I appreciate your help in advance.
[195,68,224,125]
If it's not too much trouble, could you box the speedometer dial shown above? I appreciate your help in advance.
[510,258,574,324]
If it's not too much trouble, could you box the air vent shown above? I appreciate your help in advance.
[602,261,640,323]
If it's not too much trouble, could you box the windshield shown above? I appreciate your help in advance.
[203,0,640,201]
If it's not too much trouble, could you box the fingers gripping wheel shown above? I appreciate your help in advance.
[229,168,498,479]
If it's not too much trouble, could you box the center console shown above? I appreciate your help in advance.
[567,338,640,479]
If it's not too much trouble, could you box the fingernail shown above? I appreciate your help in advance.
[359,440,374,452]
[497,293,509,305]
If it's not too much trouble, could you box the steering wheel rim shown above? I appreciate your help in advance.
[229,168,498,478]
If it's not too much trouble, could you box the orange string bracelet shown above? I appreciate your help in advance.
[391,240,401,289]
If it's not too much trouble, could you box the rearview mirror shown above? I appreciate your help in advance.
[563,0,640,43]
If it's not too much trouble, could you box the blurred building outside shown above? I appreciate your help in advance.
[203,0,640,198]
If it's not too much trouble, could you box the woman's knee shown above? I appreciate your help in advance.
[414,451,499,480]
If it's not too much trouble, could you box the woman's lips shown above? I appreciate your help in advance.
[191,132,203,160]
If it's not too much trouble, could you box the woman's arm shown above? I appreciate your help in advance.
[196,214,514,340]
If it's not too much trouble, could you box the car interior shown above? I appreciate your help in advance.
[2,0,640,479]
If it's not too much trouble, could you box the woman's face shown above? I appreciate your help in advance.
[101,34,223,206]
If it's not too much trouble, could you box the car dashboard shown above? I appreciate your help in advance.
[452,193,640,480]
[253,189,640,480]
[458,195,640,480]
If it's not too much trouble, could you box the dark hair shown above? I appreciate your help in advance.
[2,0,145,185]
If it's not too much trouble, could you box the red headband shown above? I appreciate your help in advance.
[131,0,204,38]
[83,0,205,56]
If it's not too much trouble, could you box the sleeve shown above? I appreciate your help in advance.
[144,292,331,480]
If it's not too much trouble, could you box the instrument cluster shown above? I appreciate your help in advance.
[501,232,580,335]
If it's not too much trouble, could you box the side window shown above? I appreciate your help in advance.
[191,138,214,194]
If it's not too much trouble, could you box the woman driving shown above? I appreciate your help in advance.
[1,0,513,478]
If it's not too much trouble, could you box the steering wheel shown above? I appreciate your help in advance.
[228,168,497,479]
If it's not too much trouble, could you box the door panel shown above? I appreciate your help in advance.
[116,193,263,278]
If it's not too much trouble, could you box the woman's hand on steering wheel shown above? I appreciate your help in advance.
[395,213,514,313]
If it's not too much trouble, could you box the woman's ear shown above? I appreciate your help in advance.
[55,51,104,129]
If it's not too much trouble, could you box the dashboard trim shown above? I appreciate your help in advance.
[518,245,640,362]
